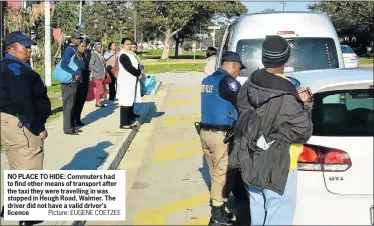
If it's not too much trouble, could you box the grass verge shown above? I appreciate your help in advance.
[143,63,205,74]
[360,57,373,65]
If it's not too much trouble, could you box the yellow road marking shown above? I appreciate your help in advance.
[152,140,203,163]
[167,97,200,107]
[162,113,200,126]
[133,192,210,225]
[184,216,210,225]
[171,88,200,94]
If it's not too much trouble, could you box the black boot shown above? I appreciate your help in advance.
[208,204,234,226]
[1,206,4,218]
[209,201,238,223]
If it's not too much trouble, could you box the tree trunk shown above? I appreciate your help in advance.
[160,29,172,60]
[174,39,179,58]
[161,27,184,60]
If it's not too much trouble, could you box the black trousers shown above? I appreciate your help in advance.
[61,82,78,132]
[108,71,117,100]
[120,106,137,126]
[74,80,89,123]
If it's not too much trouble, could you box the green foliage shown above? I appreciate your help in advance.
[137,1,247,59]
[4,6,37,34]
[82,2,132,44]
[308,1,374,34]
[54,1,79,36]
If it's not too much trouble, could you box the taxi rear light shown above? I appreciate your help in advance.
[351,56,359,60]
[297,144,352,172]
[277,31,295,35]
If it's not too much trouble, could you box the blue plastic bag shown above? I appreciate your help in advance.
[52,55,78,83]
[140,75,157,96]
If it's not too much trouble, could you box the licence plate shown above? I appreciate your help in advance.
[371,206,374,225]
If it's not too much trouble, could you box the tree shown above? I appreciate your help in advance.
[54,2,79,37]
[308,1,373,34]
[4,6,38,34]
[308,1,374,55]
[137,1,247,59]
[82,1,132,47]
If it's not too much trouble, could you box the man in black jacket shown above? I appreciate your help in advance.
[0,31,51,226]
[228,35,313,225]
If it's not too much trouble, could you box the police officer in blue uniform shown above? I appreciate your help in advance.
[199,51,245,226]
[0,31,51,226]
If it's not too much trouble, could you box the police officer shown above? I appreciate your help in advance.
[0,31,51,225]
[199,51,245,226]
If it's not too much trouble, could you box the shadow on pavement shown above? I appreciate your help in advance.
[136,102,165,124]
[199,155,211,189]
[60,141,111,170]
[82,102,118,125]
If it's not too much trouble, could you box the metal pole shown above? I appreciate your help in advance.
[199,23,201,50]
[213,29,216,47]
[78,0,82,30]
[44,1,51,87]
[133,0,137,41]
[0,0,4,60]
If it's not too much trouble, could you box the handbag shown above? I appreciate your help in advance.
[86,80,95,101]
[105,71,112,84]
[52,54,78,83]
[112,56,119,77]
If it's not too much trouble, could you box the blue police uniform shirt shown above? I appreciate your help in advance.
[200,68,241,130]
[0,54,51,135]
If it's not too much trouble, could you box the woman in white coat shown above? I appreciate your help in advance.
[117,37,143,129]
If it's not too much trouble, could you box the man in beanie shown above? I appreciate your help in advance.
[228,35,313,225]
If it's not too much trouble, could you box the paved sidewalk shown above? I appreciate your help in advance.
[0,96,152,226]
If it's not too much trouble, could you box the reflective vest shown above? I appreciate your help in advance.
[200,70,238,127]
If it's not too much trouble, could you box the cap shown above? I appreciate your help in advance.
[222,51,246,69]
[5,31,36,47]
[71,32,83,39]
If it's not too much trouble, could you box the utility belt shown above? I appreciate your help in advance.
[201,128,227,135]
[194,122,235,144]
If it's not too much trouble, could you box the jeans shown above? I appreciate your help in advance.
[247,170,298,225]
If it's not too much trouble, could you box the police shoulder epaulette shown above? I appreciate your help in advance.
[8,63,22,76]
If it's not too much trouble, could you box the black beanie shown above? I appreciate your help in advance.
[262,35,291,68]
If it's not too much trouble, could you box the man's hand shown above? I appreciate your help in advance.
[138,73,143,80]
[39,130,48,139]
[298,87,313,103]
[75,74,81,81]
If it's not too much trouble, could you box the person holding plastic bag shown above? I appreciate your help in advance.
[117,38,143,130]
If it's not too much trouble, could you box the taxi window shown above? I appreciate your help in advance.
[236,38,339,76]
